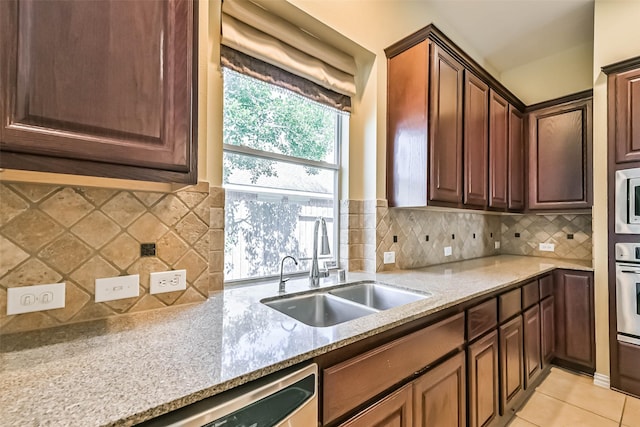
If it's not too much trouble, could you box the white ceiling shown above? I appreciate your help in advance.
[427,0,594,74]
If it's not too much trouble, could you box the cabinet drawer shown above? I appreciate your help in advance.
[522,281,540,309]
[467,298,497,341]
[539,275,553,299]
[499,288,522,323]
[323,312,465,424]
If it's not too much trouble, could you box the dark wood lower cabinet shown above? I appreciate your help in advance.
[322,269,594,427]
[553,270,595,372]
[523,305,542,389]
[617,341,640,397]
[339,384,413,427]
[499,316,524,415]
[540,296,555,367]
[338,352,466,427]
[468,331,499,427]
[413,351,466,427]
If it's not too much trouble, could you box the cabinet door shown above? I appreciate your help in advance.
[553,270,595,372]
[499,315,524,415]
[339,383,413,427]
[528,97,592,210]
[611,67,640,163]
[387,40,429,207]
[468,331,499,427]
[540,296,555,367]
[617,340,640,397]
[508,107,525,211]
[413,351,466,427]
[489,90,509,209]
[464,72,489,208]
[523,305,542,389]
[0,0,197,183]
[429,44,464,205]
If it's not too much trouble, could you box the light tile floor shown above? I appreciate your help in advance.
[509,367,640,427]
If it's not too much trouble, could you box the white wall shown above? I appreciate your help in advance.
[501,42,594,105]
[592,0,640,379]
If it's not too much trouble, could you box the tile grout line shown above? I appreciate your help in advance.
[532,387,624,424]
[514,415,541,427]
[619,396,626,427]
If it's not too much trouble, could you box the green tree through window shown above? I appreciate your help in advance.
[223,69,342,281]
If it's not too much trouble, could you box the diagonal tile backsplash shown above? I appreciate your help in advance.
[500,214,592,260]
[376,203,502,271]
[0,181,224,334]
[365,200,592,272]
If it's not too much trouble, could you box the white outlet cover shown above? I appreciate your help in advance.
[444,246,452,256]
[495,241,501,249]
[95,274,139,302]
[150,269,187,294]
[7,283,65,315]
[383,251,396,264]
[539,242,555,252]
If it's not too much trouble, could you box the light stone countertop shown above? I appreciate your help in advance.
[0,255,592,427]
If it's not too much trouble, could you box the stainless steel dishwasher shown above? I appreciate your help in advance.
[142,363,317,427]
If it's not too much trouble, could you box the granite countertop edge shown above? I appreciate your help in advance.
[0,255,593,427]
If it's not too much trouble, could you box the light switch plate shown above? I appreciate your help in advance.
[7,283,66,315]
[539,242,555,252]
[444,246,452,256]
[383,251,396,264]
[95,274,139,302]
[150,269,187,294]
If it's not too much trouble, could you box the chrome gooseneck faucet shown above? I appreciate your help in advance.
[310,217,330,287]
[279,256,298,293]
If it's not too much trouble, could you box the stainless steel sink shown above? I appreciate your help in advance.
[262,281,431,327]
[328,282,430,310]
[263,293,378,327]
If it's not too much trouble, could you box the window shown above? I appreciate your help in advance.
[223,69,345,282]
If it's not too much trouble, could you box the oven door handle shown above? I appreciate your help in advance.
[620,269,640,274]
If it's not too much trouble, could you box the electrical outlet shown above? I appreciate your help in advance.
[7,283,65,315]
[150,269,187,294]
[95,274,139,302]
[495,241,501,249]
[444,246,452,256]
[539,242,555,252]
[383,251,396,264]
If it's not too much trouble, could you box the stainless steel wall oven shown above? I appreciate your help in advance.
[615,168,640,234]
[616,243,640,345]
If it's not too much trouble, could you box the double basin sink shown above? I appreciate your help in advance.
[262,281,431,327]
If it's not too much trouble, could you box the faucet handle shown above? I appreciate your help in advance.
[323,260,337,269]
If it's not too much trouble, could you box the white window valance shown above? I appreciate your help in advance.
[221,0,357,98]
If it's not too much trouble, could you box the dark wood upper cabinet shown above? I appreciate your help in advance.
[386,40,464,207]
[429,44,464,205]
[0,0,197,183]
[385,25,542,212]
[387,40,429,207]
[527,96,592,210]
[508,107,525,211]
[464,72,489,208]
[489,90,509,210]
[553,269,595,373]
[606,64,640,163]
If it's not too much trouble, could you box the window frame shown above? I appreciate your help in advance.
[221,76,344,285]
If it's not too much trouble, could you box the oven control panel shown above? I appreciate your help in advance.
[616,243,640,263]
